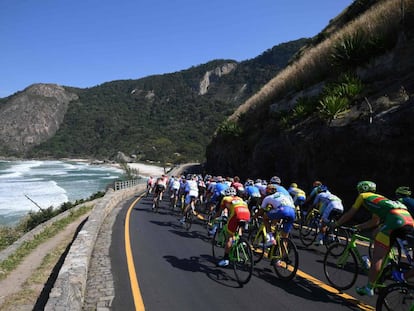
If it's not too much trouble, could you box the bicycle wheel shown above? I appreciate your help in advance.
[272,237,299,281]
[184,210,192,231]
[324,226,349,251]
[376,282,414,311]
[248,229,266,264]
[323,243,359,290]
[205,211,214,233]
[232,237,254,285]
[212,228,226,260]
[299,216,318,247]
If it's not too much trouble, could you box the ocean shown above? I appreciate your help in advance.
[0,160,125,226]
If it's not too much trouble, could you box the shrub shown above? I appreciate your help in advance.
[318,95,350,124]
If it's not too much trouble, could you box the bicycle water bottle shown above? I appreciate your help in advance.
[362,255,371,269]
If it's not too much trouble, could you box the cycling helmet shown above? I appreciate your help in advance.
[255,179,262,184]
[266,184,277,195]
[262,180,267,185]
[356,181,376,193]
[224,187,236,196]
[270,176,281,184]
[395,186,412,197]
[290,182,298,188]
[317,185,328,193]
[246,179,254,186]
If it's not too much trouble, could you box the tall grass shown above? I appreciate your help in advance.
[228,0,410,123]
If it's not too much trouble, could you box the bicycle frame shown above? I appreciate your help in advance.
[336,231,399,289]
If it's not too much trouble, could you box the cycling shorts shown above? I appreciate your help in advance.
[375,208,414,249]
[227,206,250,234]
[321,201,343,223]
[267,206,295,233]
[154,184,165,194]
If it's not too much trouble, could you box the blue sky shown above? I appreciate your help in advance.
[1,0,353,98]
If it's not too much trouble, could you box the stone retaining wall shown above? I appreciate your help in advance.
[45,184,145,311]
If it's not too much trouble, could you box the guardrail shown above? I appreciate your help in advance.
[114,179,142,190]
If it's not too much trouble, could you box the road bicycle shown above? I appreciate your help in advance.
[323,226,412,292]
[299,208,348,249]
[376,281,414,310]
[152,191,163,213]
[248,217,299,281]
[211,218,254,285]
[182,206,193,231]
[169,189,179,211]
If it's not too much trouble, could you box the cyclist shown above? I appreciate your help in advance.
[231,176,245,198]
[288,182,307,218]
[197,175,207,206]
[334,180,414,296]
[146,176,155,195]
[311,185,344,246]
[152,177,166,210]
[177,176,187,209]
[269,176,291,199]
[254,179,267,197]
[179,175,199,224]
[213,187,251,267]
[169,176,181,209]
[210,176,229,213]
[303,180,323,211]
[245,179,262,212]
[252,184,296,249]
[395,186,414,217]
[288,182,306,207]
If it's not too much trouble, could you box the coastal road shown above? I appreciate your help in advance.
[110,193,377,311]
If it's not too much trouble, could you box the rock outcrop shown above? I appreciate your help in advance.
[0,84,78,153]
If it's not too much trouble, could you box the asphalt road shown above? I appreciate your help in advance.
[111,193,378,311]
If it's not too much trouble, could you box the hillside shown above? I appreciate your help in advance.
[0,39,308,163]
[205,0,414,205]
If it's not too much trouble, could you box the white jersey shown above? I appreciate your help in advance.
[172,179,180,190]
[185,180,199,197]
[261,192,295,211]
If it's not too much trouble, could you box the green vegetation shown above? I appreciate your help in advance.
[0,204,92,280]
[0,191,104,252]
[216,120,243,138]
[14,40,308,164]
[318,74,364,124]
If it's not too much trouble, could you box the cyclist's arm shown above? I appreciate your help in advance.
[335,206,358,227]
[355,214,380,231]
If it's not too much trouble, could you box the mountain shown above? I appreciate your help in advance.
[0,39,308,163]
[205,0,414,205]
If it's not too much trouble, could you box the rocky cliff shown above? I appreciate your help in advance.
[0,84,78,154]
[205,32,414,206]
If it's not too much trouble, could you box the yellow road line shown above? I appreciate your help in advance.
[296,267,374,310]
[126,207,373,310]
[125,195,145,311]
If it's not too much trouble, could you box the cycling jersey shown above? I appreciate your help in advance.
[288,186,306,206]
[154,178,166,194]
[261,192,296,233]
[352,192,414,248]
[313,192,343,223]
[220,195,250,234]
[398,197,414,218]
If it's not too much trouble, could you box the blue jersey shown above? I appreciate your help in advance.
[211,182,229,202]
[399,197,414,217]
[246,185,261,198]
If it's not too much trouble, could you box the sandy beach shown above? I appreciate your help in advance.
[127,162,165,177]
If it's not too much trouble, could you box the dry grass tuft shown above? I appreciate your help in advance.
[229,0,410,122]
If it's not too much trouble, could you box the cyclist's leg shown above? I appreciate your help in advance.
[218,225,232,267]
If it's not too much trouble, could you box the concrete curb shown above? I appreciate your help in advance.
[45,184,145,311]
